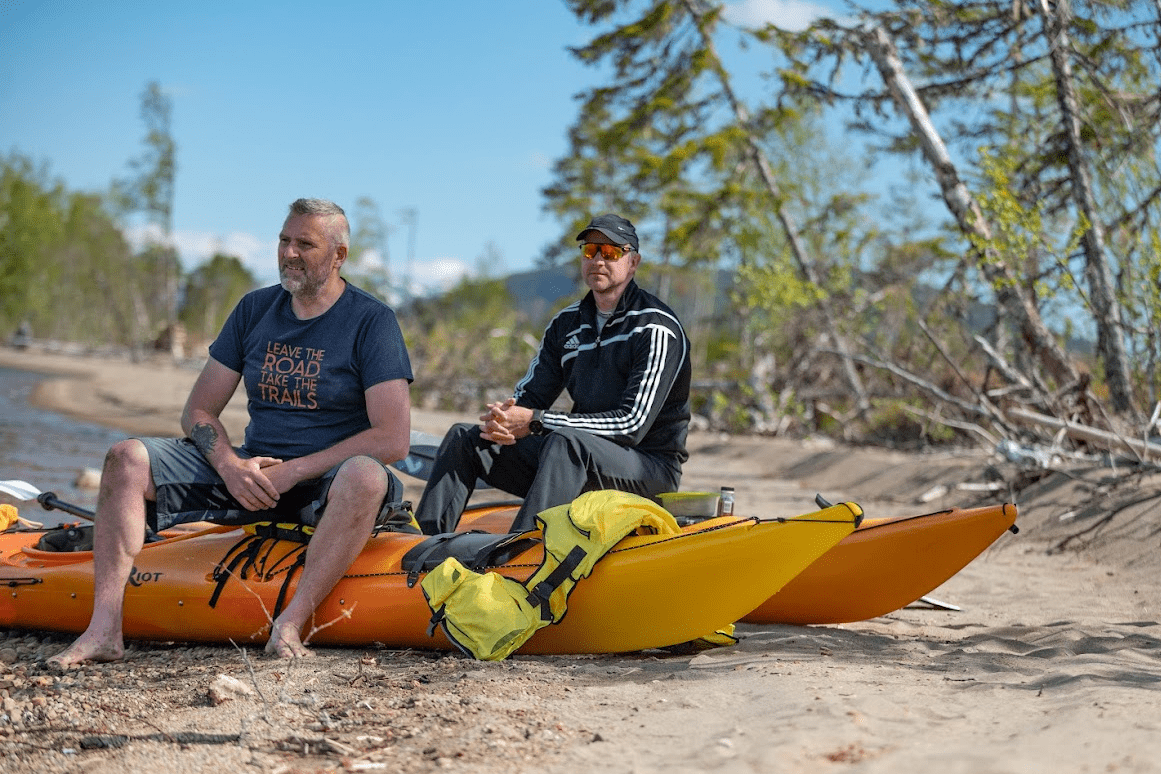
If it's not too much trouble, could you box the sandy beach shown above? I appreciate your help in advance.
[1,346,1159,774]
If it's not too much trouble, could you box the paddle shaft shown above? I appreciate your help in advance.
[37,492,95,521]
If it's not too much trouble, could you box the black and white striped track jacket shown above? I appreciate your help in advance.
[512,279,691,469]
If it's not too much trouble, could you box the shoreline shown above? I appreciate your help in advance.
[4,344,1159,572]
[2,345,1160,773]
[0,345,475,443]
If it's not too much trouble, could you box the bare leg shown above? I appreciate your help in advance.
[265,457,385,658]
[49,440,153,668]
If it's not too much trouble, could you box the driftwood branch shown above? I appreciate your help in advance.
[912,320,1015,433]
[826,349,992,419]
[862,25,1079,388]
[973,334,1051,402]
[916,318,975,392]
[901,405,1001,448]
[1006,407,1161,460]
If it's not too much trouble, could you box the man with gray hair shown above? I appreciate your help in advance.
[51,198,413,665]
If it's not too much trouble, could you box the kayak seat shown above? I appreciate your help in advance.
[34,523,165,552]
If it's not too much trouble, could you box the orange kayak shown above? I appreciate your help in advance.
[742,503,1018,625]
[0,501,861,654]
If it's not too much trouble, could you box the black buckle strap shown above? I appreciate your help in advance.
[208,527,310,615]
[525,545,587,622]
[208,535,265,609]
[403,532,466,588]
[271,550,307,619]
[401,531,541,587]
[426,604,447,638]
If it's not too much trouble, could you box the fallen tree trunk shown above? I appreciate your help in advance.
[1006,407,1161,460]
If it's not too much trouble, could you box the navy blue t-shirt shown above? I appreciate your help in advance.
[208,282,413,459]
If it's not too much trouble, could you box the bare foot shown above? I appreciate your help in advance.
[48,634,125,669]
[265,621,311,659]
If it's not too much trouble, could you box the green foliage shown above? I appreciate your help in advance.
[1,151,237,351]
[735,256,816,319]
[180,253,256,345]
[0,155,64,328]
[0,154,154,345]
[970,147,1086,294]
[404,276,550,410]
[707,389,753,433]
[55,193,148,346]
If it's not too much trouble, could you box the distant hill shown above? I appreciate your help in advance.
[503,265,582,321]
[500,263,728,325]
[493,264,1095,358]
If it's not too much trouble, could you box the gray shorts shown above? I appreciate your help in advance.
[137,437,401,533]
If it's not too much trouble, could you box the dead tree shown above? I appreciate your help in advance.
[1037,0,1136,415]
[862,25,1080,395]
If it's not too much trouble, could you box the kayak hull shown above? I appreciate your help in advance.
[742,503,1018,625]
[463,502,1018,626]
[0,502,861,654]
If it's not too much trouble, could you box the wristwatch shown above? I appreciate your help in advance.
[529,409,546,436]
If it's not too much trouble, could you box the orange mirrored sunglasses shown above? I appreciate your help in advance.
[579,243,628,261]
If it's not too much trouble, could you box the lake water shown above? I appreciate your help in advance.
[0,365,130,525]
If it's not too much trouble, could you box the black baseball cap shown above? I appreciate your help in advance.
[576,214,638,251]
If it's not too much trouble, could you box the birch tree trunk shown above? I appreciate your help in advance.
[862,25,1079,390]
[1038,0,1136,414]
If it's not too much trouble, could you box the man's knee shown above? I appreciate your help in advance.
[333,456,392,501]
[103,439,151,477]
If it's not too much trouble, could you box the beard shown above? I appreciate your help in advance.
[279,264,327,297]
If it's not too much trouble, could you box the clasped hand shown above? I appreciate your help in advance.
[479,398,533,445]
[218,454,290,511]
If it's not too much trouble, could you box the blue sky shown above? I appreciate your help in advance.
[1,0,837,295]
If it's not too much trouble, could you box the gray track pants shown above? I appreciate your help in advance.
[413,423,681,534]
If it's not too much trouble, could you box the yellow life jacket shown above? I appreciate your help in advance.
[420,490,682,661]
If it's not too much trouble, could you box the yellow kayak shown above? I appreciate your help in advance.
[463,502,1018,626]
[0,500,861,654]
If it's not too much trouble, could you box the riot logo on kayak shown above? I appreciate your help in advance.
[128,567,165,587]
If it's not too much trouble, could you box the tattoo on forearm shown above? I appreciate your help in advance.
[190,423,219,458]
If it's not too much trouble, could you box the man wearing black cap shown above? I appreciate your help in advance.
[414,214,692,534]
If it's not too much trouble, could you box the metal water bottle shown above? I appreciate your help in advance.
[717,486,735,517]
